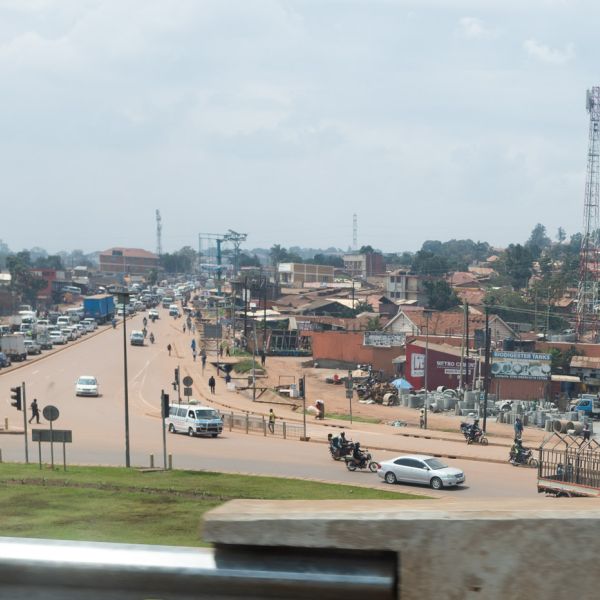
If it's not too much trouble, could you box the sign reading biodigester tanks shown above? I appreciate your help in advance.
[491,351,551,381]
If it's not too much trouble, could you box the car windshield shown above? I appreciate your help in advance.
[424,458,448,470]
[78,378,97,386]
[195,409,219,419]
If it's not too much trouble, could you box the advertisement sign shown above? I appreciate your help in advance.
[491,351,551,381]
[435,360,474,376]
[411,353,425,377]
[363,332,406,347]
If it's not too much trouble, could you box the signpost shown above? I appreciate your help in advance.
[161,390,169,470]
[42,405,60,469]
[346,371,354,424]
[183,375,193,399]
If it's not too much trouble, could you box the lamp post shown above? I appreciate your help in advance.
[423,310,432,430]
[117,290,131,468]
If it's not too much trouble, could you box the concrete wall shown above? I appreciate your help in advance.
[204,498,600,600]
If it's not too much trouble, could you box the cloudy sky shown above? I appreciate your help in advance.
[0,0,596,254]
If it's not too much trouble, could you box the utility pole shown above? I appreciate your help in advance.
[459,301,466,393]
[423,310,431,429]
[262,276,267,353]
[118,290,131,468]
[22,382,29,464]
[483,305,492,433]
[243,276,248,345]
[465,302,470,390]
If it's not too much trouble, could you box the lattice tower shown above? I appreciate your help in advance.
[577,87,600,339]
[155,209,162,257]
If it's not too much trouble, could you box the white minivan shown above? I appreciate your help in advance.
[167,403,223,438]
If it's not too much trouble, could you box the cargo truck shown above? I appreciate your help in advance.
[0,334,27,361]
[83,294,115,324]
[537,432,600,497]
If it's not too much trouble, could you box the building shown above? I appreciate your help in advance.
[277,263,334,287]
[343,252,385,279]
[384,270,424,304]
[99,248,159,276]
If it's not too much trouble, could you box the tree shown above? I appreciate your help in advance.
[269,244,289,266]
[412,251,449,276]
[33,255,64,270]
[484,288,531,324]
[358,245,375,254]
[366,316,382,330]
[525,223,551,259]
[6,252,46,307]
[311,253,344,268]
[504,244,533,289]
[353,300,374,315]
[239,253,261,268]
[423,279,459,311]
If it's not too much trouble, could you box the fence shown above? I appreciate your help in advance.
[221,411,306,440]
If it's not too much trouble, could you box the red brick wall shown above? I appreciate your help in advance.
[311,331,401,376]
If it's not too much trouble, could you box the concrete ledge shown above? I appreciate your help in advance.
[204,498,600,599]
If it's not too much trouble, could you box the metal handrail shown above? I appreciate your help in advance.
[0,537,396,599]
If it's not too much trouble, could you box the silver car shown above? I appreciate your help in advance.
[377,455,465,490]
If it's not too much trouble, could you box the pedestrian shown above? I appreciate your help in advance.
[191,324,196,334]
[514,416,523,440]
[583,420,591,441]
[419,408,425,429]
[183,324,186,334]
[260,349,266,367]
[226,345,230,357]
[191,338,196,352]
[268,408,276,434]
[167,343,172,356]
[28,398,40,424]
[219,346,224,358]
[201,353,207,371]
[225,372,232,384]
[193,348,197,362]
[208,375,216,394]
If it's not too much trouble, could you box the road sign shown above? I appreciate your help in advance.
[32,429,72,443]
[182,375,193,387]
[183,387,193,397]
[43,405,59,422]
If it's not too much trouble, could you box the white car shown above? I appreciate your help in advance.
[377,455,465,490]
[148,309,159,320]
[75,375,99,397]
[81,318,98,330]
[49,331,67,345]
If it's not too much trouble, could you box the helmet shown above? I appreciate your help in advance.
[354,442,360,449]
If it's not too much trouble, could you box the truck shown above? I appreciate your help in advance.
[0,334,27,362]
[569,394,600,418]
[83,294,115,324]
[537,432,600,497]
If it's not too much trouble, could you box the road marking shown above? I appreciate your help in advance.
[32,370,39,375]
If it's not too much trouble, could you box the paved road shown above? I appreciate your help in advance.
[0,309,540,499]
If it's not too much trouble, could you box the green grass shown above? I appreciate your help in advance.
[325,412,382,424]
[233,359,265,374]
[0,464,421,547]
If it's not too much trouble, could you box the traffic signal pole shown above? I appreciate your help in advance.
[22,382,29,464]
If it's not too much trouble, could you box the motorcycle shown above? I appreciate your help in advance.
[329,440,354,461]
[509,448,538,468]
[461,422,489,445]
[344,450,379,472]
[149,333,155,344]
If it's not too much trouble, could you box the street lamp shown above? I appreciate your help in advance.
[117,290,131,468]
[423,309,432,429]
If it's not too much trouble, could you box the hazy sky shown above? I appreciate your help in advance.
[0,0,597,255]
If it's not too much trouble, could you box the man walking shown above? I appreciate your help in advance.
[260,349,266,367]
[29,398,40,424]
[514,416,523,440]
[208,375,216,394]
[200,348,207,373]
[167,343,172,356]
[268,408,276,434]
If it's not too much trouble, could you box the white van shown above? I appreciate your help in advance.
[166,403,223,438]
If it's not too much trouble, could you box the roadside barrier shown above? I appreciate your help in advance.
[222,412,305,440]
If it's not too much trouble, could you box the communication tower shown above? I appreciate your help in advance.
[155,210,163,257]
[353,213,358,251]
[577,87,600,339]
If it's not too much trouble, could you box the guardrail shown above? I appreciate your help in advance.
[222,411,306,439]
[0,537,397,599]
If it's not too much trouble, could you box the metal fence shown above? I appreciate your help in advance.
[221,412,306,440]
[0,537,397,599]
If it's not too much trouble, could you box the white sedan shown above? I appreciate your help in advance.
[377,455,465,490]
[75,376,99,397]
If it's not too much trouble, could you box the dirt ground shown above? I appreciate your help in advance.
[246,355,547,446]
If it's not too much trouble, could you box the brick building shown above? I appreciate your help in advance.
[99,248,159,275]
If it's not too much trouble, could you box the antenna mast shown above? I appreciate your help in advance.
[577,86,600,340]
[155,209,163,257]
[353,213,358,251]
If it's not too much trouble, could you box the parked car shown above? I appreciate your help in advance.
[23,340,42,355]
[75,375,99,397]
[377,455,466,490]
[0,352,11,368]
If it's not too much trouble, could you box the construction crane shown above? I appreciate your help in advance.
[223,230,248,277]
[577,86,600,340]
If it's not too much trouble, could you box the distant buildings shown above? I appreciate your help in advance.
[384,269,424,304]
[343,251,385,278]
[99,248,158,275]
[277,262,334,287]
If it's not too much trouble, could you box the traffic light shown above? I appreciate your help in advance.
[298,377,305,399]
[174,367,180,386]
[161,393,170,419]
[10,386,21,411]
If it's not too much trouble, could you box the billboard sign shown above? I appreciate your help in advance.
[491,351,551,381]
[363,332,406,348]
[411,353,425,377]
[203,324,222,339]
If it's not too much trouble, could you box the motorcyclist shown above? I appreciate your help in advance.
[142,327,147,338]
[143,317,148,327]
[468,419,481,442]
[149,332,155,344]
[352,442,367,467]
[512,438,525,463]
[112,318,117,329]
